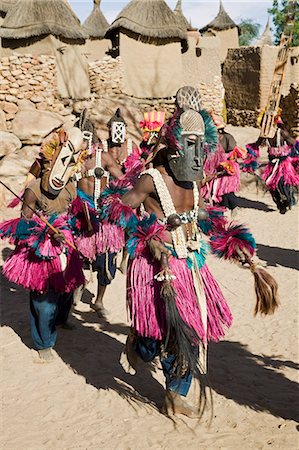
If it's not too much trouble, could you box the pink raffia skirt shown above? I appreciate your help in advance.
[127,250,232,343]
[202,146,241,203]
[3,245,84,293]
[0,215,85,293]
[70,195,125,260]
[75,222,125,260]
[261,156,299,190]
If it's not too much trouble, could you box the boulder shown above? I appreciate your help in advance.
[2,102,18,115]
[0,145,40,178]
[17,99,36,110]
[0,110,7,131]
[89,95,143,143]
[12,109,63,144]
[0,131,22,158]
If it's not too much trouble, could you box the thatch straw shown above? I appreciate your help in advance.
[83,0,109,39]
[199,0,237,33]
[106,0,187,43]
[255,17,273,47]
[174,0,193,32]
[0,0,16,14]
[0,0,87,40]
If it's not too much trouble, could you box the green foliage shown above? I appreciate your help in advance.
[238,19,261,46]
[268,0,299,46]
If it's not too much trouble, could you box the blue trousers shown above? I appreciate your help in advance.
[92,253,117,286]
[135,337,193,397]
[30,290,73,350]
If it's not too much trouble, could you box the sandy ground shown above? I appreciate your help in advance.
[0,181,298,449]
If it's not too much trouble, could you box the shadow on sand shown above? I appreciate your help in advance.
[237,196,275,212]
[1,246,298,421]
[257,244,299,270]
[209,341,299,423]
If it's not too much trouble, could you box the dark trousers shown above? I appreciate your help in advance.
[220,192,238,210]
[271,177,296,214]
[135,337,193,397]
[30,290,73,350]
[92,252,117,286]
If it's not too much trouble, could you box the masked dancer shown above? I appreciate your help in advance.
[0,128,85,361]
[100,87,278,417]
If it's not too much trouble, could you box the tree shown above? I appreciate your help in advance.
[238,19,261,46]
[268,0,299,46]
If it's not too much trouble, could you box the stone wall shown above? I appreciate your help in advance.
[223,46,299,135]
[89,56,124,97]
[0,54,69,131]
[280,85,299,135]
[88,52,223,118]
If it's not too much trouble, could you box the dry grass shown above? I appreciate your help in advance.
[107,0,187,42]
[0,0,86,40]
[82,0,109,39]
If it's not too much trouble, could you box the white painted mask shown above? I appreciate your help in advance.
[111,121,126,144]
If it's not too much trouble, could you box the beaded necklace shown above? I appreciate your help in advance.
[143,168,200,259]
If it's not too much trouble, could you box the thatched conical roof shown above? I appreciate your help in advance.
[106,0,187,43]
[0,0,16,14]
[83,0,109,39]
[199,0,237,33]
[0,0,86,40]
[255,17,273,46]
[174,0,191,31]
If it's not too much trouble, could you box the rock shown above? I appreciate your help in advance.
[17,99,36,110]
[0,131,22,158]
[8,88,18,96]
[5,95,17,102]
[2,102,18,114]
[5,113,16,121]
[0,110,7,131]
[12,109,63,144]
[28,79,39,85]
[90,96,143,143]
[30,95,45,103]
[0,145,40,178]
[36,102,48,110]
[59,108,73,116]
[11,69,22,76]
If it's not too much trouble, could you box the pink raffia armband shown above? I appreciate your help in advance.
[126,214,166,257]
[210,222,256,261]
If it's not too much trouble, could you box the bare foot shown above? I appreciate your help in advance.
[125,331,139,370]
[73,285,84,306]
[90,303,108,319]
[161,391,199,418]
[38,348,55,362]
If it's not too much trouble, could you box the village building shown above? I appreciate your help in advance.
[223,17,299,134]
[82,0,110,62]
[105,0,188,99]
[199,0,239,63]
[0,0,298,134]
[0,0,90,99]
[255,17,274,47]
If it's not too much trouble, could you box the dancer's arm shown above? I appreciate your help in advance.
[122,175,170,259]
[122,174,155,208]
[102,152,123,179]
